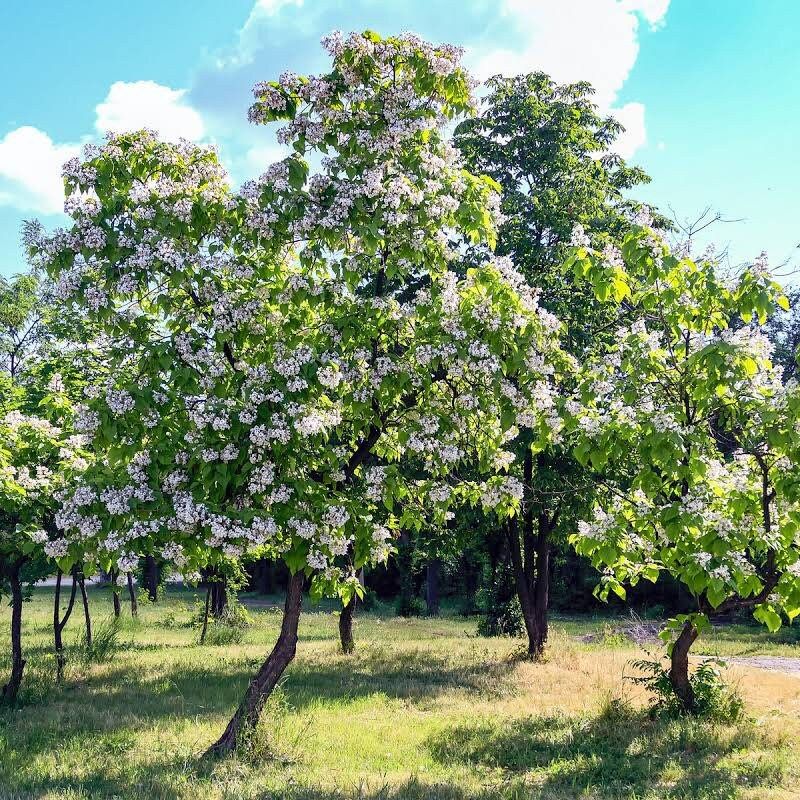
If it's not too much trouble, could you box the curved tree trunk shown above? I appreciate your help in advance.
[126,572,138,617]
[669,620,699,712]
[2,559,26,703]
[425,558,440,617]
[78,571,92,647]
[339,595,356,654]
[53,569,78,680]
[205,571,304,757]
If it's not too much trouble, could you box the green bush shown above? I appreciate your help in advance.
[476,568,523,637]
[395,595,426,617]
[629,655,744,722]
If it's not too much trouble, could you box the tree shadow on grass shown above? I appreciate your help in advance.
[0,642,516,799]
[427,703,786,800]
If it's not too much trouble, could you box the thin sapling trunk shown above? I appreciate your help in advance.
[339,595,356,654]
[126,572,138,617]
[78,571,92,647]
[53,568,78,680]
[2,559,26,703]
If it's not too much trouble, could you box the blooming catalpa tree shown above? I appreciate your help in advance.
[0,377,89,701]
[33,31,566,752]
[564,220,800,711]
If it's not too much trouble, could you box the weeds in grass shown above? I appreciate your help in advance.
[81,617,124,663]
[195,601,252,646]
[630,653,745,722]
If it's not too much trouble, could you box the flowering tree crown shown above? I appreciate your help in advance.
[565,219,800,635]
[32,31,567,598]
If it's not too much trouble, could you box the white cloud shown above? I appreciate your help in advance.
[0,126,79,214]
[0,80,208,214]
[467,0,669,158]
[609,102,646,159]
[622,0,670,28]
[468,0,668,106]
[245,142,290,172]
[95,81,205,142]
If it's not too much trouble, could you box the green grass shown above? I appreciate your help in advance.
[0,587,798,799]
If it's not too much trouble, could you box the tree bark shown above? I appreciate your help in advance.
[110,569,121,618]
[53,569,78,680]
[339,595,356,654]
[126,572,138,617]
[425,558,441,616]
[210,574,228,618]
[78,571,92,647]
[507,517,544,657]
[2,559,26,703]
[144,555,159,602]
[532,512,551,653]
[205,571,304,756]
[669,620,699,712]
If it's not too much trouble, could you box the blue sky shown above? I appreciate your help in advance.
[1,0,797,280]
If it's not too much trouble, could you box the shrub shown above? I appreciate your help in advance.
[395,595,426,617]
[629,655,744,722]
[476,568,523,637]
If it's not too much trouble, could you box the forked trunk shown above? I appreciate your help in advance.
[507,518,546,658]
[53,569,78,680]
[2,560,26,703]
[126,573,138,617]
[78,572,92,647]
[339,595,356,654]
[205,571,304,756]
[669,620,699,712]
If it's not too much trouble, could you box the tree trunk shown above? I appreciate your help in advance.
[506,517,544,658]
[339,595,356,654]
[53,569,78,680]
[205,571,304,756]
[199,583,212,645]
[669,620,699,712]
[2,559,26,703]
[126,573,138,617]
[425,558,440,616]
[210,575,228,618]
[78,572,92,647]
[144,555,159,602]
[396,532,414,615]
[110,569,121,618]
[531,513,551,653]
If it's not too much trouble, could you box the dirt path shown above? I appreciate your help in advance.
[720,656,800,676]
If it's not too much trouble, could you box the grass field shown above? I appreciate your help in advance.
[1,587,799,800]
